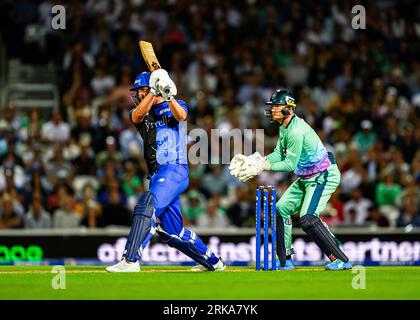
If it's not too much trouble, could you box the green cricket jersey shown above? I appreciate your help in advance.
[266,115,331,177]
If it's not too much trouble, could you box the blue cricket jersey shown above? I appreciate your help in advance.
[129,99,188,174]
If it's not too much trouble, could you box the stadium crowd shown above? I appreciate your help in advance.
[0,0,419,230]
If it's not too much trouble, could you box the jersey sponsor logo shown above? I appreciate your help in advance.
[156,131,178,164]
[158,107,171,115]
[144,119,166,131]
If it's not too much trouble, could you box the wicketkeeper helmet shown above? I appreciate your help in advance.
[264,89,296,120]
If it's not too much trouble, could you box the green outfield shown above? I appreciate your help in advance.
[1,266,419,300]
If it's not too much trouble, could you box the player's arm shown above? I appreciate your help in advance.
[153,69,186,120]
[267,131,303,172]
[167,98,187,121]
[131,93,156,123]
[265,137,283,164]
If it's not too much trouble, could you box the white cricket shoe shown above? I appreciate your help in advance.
[106,259,140,272]
[191,258,226,272]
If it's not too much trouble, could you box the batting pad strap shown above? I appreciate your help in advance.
[137,216,157,258]
[300,215,349,262]
[156,227,215,270]
[134,191,155,217]
[124,192,156,262]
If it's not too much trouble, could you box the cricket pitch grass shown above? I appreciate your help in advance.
[1,266,419,300]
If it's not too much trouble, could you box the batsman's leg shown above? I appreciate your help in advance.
[105,191,155,272]
[275,179,304,270]
[298,164,352,270]
[106,164,188,272]
[157,198,225,272]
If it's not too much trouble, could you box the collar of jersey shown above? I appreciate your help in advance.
[284,114,296,129]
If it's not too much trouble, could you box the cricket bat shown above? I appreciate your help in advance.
[139,41,161,71]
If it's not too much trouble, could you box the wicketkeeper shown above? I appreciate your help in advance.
[106,70,225,272]
[230,89,352,271]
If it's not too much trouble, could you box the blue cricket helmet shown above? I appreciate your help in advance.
[130,72,151,91]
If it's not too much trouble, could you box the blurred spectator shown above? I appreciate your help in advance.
[73,138,96,176]
[24,192,51,229]
[75,183,101,228]
[375,173,402,227]
[19,109,43,142]
[119,123,144,160]
[71,108,96,145]
[343,189,372,225]
[0,138,24,167]
[365,205,390,228]
[376,173,401,207]
[45,144,73,187]
[53,187,80,228]
[0,193,23,229]
[90,66,116,98]
[196,197,230,228]
[92,109,118,153]
[99,189,131,227]
[396,176,420,210]
[98,178,126,207]
[96,136,123,169]
[41,111,70,143]
[201,165,230,197]
[399,123,418,163]
[121,160,144,208]
[327,188,345,223]
[320,202,342,226]
[226,187,253,227]
[396,195,420,227]
[0,163,25,194]
[182,190,206,225]
[351,120,377,159]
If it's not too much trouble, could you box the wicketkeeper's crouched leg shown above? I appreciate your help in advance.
[298,165,349,263]
[275,178,305,262]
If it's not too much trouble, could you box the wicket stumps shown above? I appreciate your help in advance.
[255,185,277,271]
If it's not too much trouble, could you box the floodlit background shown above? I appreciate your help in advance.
[0,0,419,266]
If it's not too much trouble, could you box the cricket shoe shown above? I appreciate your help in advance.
[275,259,295,270]
[106,259,140,272]
[325,259,352,271]
[191,258,226,272]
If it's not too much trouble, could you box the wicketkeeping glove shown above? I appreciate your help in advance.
[229,154,248,177]
[237,154,271,182]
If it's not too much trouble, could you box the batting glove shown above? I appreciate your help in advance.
[158,77,177,101]
[149,69,169,95]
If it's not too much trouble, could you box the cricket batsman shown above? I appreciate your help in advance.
[229,89,352,271]
[106,70,225,272]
